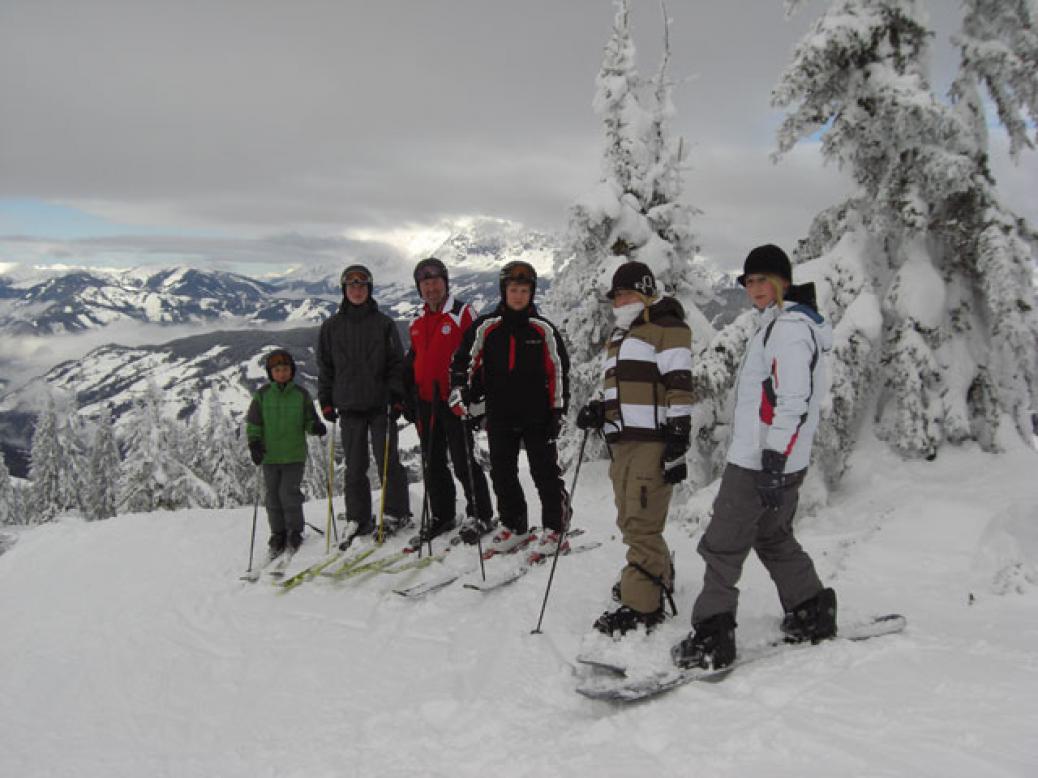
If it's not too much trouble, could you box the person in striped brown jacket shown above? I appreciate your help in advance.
[577,260,693,636]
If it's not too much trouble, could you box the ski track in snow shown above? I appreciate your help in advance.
[1,438,1037,777]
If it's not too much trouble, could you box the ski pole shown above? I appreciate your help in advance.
[414,388,436,558]
[376,404,392,546]
[245,468,261,573]
[458,405,487,581]
[531,426,589,635]
[325,428,336,553]
[305,520,325,536]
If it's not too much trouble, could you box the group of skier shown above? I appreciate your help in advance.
[246,243,838,672]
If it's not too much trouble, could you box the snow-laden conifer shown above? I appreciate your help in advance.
[546,0,711,465]
[28,397,63,523]
[762,0,1038,479]
[0,455,19,526]
[84,405,120,521]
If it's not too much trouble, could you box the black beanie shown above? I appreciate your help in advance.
[606,260,658,299]
[737,244,792,286]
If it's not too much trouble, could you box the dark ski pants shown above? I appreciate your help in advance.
[487,420,568,533]
[609,440,674,614]
[339,409,410,524]
[418,398,493,524]
[692,463,823,624]
[262,462,305,543]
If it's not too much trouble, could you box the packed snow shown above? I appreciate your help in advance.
[1,430,1036,777]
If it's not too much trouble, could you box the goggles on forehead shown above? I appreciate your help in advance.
[415,266,446,282]
[502,265,535,283]
[267,354,292,369]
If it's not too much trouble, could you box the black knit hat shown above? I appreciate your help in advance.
[738,244,792,286]
[340,264,373,296]
[606,260,657,299]
[265,348,296,381]
[413,257,449,292]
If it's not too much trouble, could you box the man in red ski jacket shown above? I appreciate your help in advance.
[404,257,495,545]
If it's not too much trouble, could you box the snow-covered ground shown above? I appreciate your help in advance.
[2,433,1037,777]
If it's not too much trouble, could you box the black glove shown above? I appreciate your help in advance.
[662,418,690,485]
[757,449,786,510]
[401,398,416,424]
[313,420,327,438]
[449,385,470,418]
[248,440,265,466]
[576,400,605,431]
[321,405,338,423]
[549,410,565,440]
[389,401,404,421]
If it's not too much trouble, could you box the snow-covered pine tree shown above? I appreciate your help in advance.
[0,455,19,526]
[769,0,1038,480]
[118,383,167,513]
[546,0,712,466]
[201,394,251,508]
[59,403,92,517]
[28,397,63,523]
[84,405,120,521]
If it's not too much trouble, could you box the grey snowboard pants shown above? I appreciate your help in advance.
[340,410,410,523]
[692,463,823,624]
[263,462,305,542]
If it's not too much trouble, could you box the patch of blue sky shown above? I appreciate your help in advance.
[0,199,220,240]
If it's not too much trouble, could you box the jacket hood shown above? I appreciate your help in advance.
[775,300,833,353]
[647,295,686,322]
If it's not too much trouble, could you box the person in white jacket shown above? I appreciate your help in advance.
[673,244,836,672]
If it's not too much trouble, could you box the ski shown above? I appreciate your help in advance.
[391,530,585,598]
[575,613,907,702]
[463,541,602,592]
[277,549,349,591]
[240,550,286,582]
[393,571,463,598]
[266,548,298,579]
[326,549,408,580]
[319,546,379,578]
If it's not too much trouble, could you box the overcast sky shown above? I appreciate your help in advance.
[1,0,1035,278]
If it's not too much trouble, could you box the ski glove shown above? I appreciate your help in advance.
[662,418,690,485]
[389,401,405,421]
[549,409,565,441]
[576,400,605,431]
[757,449,786,510]
[449,385,469,418]
[248,440,265,466]
[321,405,338,423]
[312,421,327,438]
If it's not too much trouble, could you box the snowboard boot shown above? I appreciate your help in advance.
[671,612,737,671]
[458,514,497,545]
[592,605,666,638]
[781,587,837,644]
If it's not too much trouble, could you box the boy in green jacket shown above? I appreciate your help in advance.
[246,349,326,558]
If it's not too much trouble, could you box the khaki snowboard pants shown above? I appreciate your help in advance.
[610,440,674,613]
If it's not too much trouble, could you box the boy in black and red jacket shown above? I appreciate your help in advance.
[449,261,571,557]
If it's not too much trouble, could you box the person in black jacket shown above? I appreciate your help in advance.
[449,261,570,557]
[317,264,411,542]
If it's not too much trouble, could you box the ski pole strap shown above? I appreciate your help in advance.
[631,561,678,616]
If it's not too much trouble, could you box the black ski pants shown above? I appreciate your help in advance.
[418,398,493,524]
[262,462,305,543]
[339,409,410,525]
[486,419,568,533]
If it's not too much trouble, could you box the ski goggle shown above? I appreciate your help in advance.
[267,353,292,369]
[415,266,446,282]
[501,264,535,284]
[342,270,371,287]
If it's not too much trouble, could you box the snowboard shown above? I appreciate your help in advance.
[576,613,907,702]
